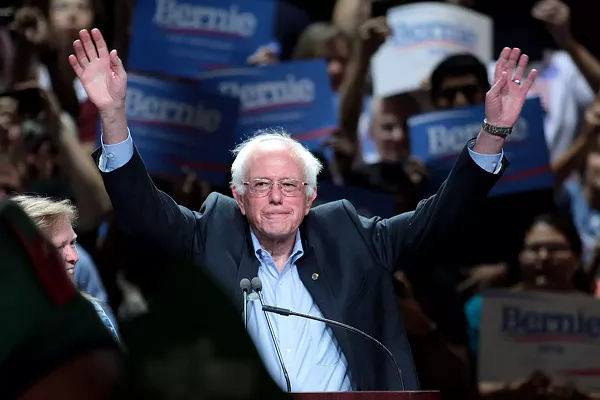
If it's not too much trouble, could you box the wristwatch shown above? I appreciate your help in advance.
[481,119,512,138]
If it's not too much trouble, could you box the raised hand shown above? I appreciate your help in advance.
[531,0,571,42]
[357,17,391,58]
[68,29,127,113]
[485,47,537,128]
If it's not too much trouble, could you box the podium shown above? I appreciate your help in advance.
[293,392,440,399]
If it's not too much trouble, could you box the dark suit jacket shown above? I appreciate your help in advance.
[95,142,507,391]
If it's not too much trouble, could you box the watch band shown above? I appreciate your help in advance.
[482,119,512,137]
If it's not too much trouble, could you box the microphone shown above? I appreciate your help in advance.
[262,304,405,391]
[239,278,251,330]
[251,277,292,393]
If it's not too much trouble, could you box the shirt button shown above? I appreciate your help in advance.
[492,162,497,168]
[107,153,114,159]
[286,348,291,353]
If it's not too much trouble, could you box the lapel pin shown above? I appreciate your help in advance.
[312,273,319,281]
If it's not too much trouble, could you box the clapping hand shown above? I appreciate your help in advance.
[68,29,127,113]
[485,48,538,129]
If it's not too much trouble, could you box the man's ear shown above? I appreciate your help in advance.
[304,187,317,215]
[231,187,246,215]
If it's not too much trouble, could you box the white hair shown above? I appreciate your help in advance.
[230,128,323,196]
[10,195,78,231]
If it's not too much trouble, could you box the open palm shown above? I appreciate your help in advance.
[486,47,538,127]
[68,29,127,112]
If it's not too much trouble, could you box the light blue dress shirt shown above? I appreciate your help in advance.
[75,243,109,303]
[97,131,503,391]
[246,228,352,391]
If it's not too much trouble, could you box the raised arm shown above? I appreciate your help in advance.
[68,29,201,260]
[367,48,538,270]
[532,0,600,93]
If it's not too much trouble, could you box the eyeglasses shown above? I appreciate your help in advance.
[521,243,572,261]
[243,178,307,196]
[439,84,482,105]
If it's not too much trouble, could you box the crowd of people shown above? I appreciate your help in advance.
[2,0,600,399]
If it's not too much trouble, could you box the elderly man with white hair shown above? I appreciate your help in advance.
[71,28,537,392]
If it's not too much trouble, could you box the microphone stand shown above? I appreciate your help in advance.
[257,292,292,392]
[243,290,248,330]
[239,278,252,330]
[262,304,405,391]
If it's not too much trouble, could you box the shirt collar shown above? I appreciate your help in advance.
[250,228,304,263]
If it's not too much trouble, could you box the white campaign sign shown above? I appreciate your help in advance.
[371,2,492,97]
[479,290,600,393]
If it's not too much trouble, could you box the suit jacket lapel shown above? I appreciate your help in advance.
[232,232,260,314]
[296,244,357,386]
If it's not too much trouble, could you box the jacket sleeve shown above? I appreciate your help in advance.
[357,141,509,272]
[93,145,215,262]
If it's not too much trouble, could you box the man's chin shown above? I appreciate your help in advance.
[261,226,296,240]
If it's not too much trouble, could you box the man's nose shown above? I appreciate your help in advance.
[390,127,405,142]
[453,91,469,107]
[328,60,343,77]
[64,246,79,265]
[534,248,550,268]
[268,184,283,204]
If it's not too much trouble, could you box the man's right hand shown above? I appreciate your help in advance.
[68,29,127,114]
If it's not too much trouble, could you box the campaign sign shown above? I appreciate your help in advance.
[125,73,239,185]
[127,0,276,78]
[479,290,600,393]
[313,182,397,218]
[371,2,492,96]
[198,60,336,151]
[408,97,553,197]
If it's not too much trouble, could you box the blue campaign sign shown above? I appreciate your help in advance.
[313,182,397,218]
[124,73,239,185]
[127,0,276,78]
[409,97,553,197]
[197,59,337,151]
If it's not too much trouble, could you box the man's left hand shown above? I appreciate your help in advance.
[485,47,537,128]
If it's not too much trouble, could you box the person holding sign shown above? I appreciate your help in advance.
[70,27,536,392]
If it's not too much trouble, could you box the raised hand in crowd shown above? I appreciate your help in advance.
[531,0,571,46]
[532,0,600,93]
[336,16,391,167]
[357,16,391,59]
